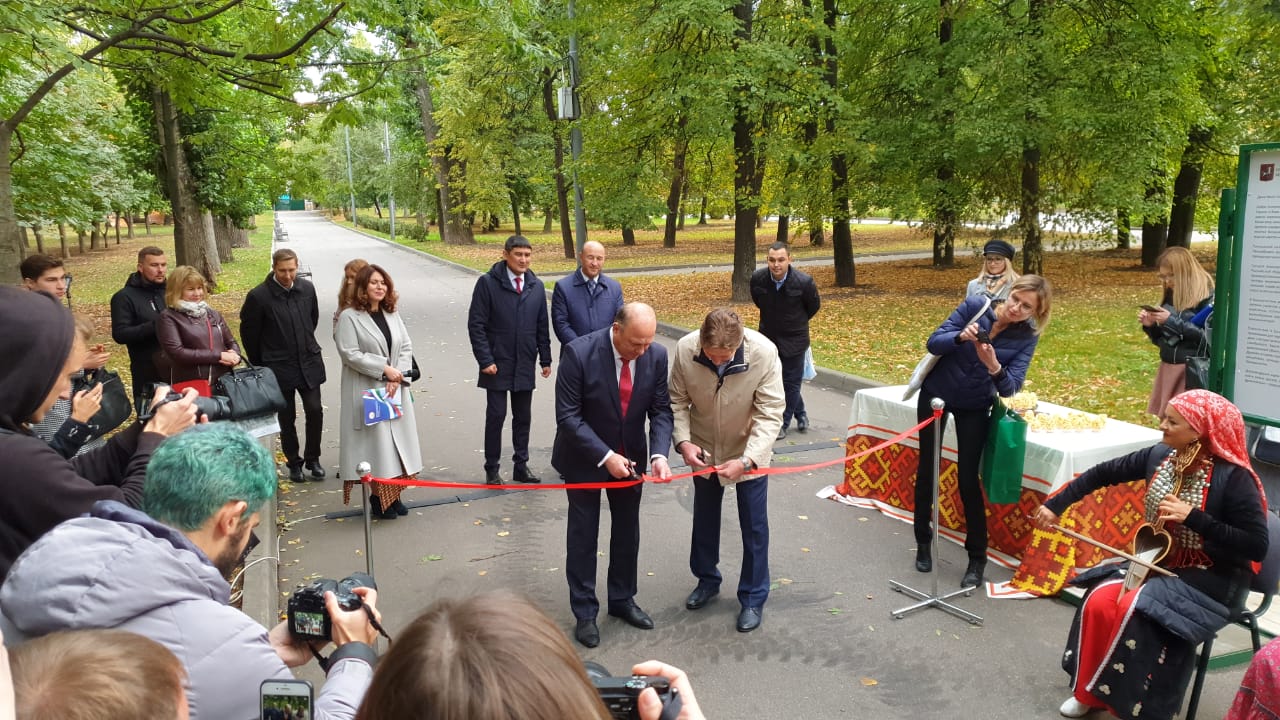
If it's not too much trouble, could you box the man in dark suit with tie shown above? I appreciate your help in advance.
[551,240,624,346]
[552,302,673,648]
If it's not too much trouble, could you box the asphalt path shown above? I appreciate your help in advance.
[271,211,1246,719]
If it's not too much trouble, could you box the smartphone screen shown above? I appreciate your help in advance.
[261,679,313,720]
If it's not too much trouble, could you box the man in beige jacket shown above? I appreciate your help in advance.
[669,308,785,633]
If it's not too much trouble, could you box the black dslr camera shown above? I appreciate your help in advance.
[287,572,376,642]
[585,662,677,720]
[975,329,991,345]
[137,386,233,422]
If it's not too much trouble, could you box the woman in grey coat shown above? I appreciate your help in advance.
[335,264,423,519]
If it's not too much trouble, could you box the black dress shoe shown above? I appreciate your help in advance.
[288,465,304,483]
[796,414,809,433]
[512,466,541,484]
[961,558,986,588]
[776,426,787,440]
[736,606,763,633]
[608,602,654,630]
[391,499,409,516]
[915,543,932,573]
[685,585,719,610]
[304,460,326,480]
[485,470,502,485]
[575,618,600,648]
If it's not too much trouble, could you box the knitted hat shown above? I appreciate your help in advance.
[983,240,1016,260]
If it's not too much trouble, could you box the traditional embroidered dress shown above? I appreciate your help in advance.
[1044,391,1269,720]
[1227,635,1280,720]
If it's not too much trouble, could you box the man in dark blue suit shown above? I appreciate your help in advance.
[551,240,624,346]
[468,235,553,485]
[552,302,673,648]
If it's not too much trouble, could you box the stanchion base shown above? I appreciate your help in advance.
[888,579,984,626]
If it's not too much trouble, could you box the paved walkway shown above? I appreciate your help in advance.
[270,210,1247,719]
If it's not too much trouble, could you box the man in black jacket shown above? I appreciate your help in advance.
[467,235,552,485]
[240,249,327,482]
[749,242,821,439]
[110,246,168,401]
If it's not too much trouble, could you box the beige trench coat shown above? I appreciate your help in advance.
[334,308,423,481]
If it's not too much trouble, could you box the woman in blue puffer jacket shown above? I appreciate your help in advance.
[913,274,1054,588]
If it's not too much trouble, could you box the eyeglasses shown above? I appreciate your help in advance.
[1003,298,1037,313]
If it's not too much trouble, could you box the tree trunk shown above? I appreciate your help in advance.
[144,212,151,235]
[32,225,44,254]
[19,226,29,250]
[1018,0,1045,276]
[0,127,23,284]
[213,215,234,263]
[152,87,206,269]
[698,194,708,225]
[776,215,789,244]
[372,198,382,219]
[677,178,688,231]
[410,57,473,245]
[824,0,853,286]
[808,216,823,246]
[77,229,86,254]
[931,0,957,268]
[57,224,68,258]
[543,206,553,233]
[198,211,221,285]
[90,221,103,250]
[125,212,135,239]
[1141,172,1169,267]
[541,73,574,259]
[113,211,121,244]
[730,0,764,302]
[1116,209,1130,250]
[664,121,689,249]
[509,190,522,236]
[622,225,636,246]
[1167,126,1211,249]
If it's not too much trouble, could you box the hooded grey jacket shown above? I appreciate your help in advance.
[0,501,374,720]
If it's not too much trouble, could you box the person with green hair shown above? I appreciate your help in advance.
[0,423,381,720]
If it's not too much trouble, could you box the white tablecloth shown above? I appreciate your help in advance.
[847,385,1162,494]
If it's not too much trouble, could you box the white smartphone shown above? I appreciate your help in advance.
[260,679,313,720]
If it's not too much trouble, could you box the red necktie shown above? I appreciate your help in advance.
[619,360,632,418]
[514,275,522,294]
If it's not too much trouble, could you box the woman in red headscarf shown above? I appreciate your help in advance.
[1032,390,1269,720]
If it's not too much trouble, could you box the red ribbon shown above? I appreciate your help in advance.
[358,412,939,492]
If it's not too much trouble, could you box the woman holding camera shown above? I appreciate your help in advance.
[1141,246,1214,420]
[355,590,704,720]
[335,264,422,519]
[155,266,241,395]
[911,274,1053,588]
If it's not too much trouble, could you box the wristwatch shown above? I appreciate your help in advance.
[739,455,752,473]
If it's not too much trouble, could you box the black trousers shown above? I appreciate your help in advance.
[913,392,992,559]
[278,383,323,466]
[565,483,643,619]
[779,352,807,428]
[484,389,532,472]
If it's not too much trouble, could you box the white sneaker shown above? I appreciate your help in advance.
[1059,697,1092,718]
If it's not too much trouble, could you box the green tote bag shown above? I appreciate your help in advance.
[981,397,1027,504]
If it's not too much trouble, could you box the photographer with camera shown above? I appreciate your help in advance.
[0,286,199,581]
[355,590,704,720]
[0,423,379,720]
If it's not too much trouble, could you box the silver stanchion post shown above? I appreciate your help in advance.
[889,398,984,626]
[357,461,374,577]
